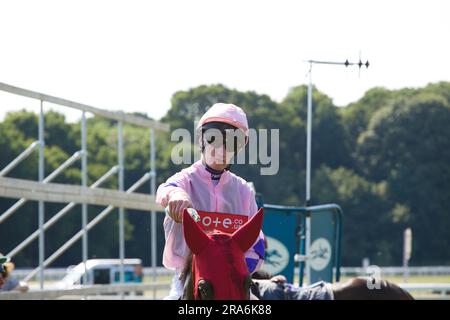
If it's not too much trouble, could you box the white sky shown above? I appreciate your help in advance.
[0,0,449,123]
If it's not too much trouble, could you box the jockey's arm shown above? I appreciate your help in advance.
[156,172,192,223]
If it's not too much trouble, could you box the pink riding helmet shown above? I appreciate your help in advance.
[196,103,250,142]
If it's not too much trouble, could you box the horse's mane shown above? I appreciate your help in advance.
[180,252,193,285]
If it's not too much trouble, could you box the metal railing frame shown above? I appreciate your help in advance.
[0,82,169,292]
[0,282,170,300]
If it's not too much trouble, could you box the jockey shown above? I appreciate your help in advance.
[156,103,265,300]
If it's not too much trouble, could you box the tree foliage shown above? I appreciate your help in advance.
[1,82,449,267]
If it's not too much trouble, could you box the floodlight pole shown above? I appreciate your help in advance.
[304,57,369,285]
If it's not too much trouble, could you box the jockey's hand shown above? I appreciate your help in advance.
[270,275,287,284]
[167,192,192,223]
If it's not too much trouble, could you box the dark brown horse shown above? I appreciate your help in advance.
[331,277,413,300]
[180,208,413,300]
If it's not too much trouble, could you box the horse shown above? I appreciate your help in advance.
[179,208,414,300]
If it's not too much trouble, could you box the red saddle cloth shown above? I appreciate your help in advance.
[194,210,248,234]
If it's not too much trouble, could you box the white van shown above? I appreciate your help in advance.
[57,259,143,288]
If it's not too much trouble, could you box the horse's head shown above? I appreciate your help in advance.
[182,208,264,300]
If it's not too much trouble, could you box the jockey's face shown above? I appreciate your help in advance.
[202,144,233,171]
[201,127,246,170]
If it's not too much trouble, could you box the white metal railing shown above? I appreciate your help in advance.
[399,283,450,291]
[12,267,175,281]
[0,82,169,295]
[339,266,450,276]
[2,282,447,300]
[0,82,169,131]
[0,283,171,300]
[5,167,120,258]
[0,177,157,211]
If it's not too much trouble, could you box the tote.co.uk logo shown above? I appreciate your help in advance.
[195,211,248,234]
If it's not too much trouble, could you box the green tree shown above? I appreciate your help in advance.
[356,94,450,264]
[280,85,352,171]
[312,166,409,265]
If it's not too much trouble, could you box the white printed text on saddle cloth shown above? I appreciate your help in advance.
[195,210,248,234]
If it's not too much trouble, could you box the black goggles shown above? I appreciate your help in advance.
[201,122,246,152]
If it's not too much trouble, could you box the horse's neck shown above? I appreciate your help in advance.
[180,253,195,300]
